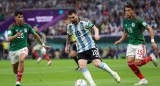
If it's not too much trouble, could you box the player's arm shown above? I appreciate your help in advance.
[7,26,22,42]
[42,33,46,43]
[114,31,128,45]
[146,25,157,49]
[8,32,22,42]
[92,26,101,40]
[65,34,72,54]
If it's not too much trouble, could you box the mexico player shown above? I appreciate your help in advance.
[8,11,50,86]
[32,26,52,66]
[114,4,158,85]
[65,9,120,86]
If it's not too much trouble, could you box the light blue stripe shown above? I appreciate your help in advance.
[82,68,88,73]
[75,25,85,52]
[99,62,105,68]
[80,22,92,50]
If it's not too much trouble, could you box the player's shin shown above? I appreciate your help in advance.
[128,62,144,79]
[99,62,114,74]
[81,68,96,85]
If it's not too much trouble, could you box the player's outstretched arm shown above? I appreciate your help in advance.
[65,34,72,54]
[92,25,101,40]
[33,33,51,49]
[42,33,46,43]
[114,31,128,45]
[146,25,157,49]
[8,32,22,42]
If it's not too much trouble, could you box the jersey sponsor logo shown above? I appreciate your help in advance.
[132,23,135,27]
[142,22,147,26]
[8,31,11,34]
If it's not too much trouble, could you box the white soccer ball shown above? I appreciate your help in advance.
[75,79,87,86]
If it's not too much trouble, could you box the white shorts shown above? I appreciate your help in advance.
[126,44,146,59]
[9,47,28,64]
[33,44,46,53]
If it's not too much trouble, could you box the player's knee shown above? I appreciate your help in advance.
[93,62,100,67]
[79,64,86,69]
[19,59,24,63]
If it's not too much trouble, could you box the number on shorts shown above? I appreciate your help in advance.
[137,50,143,55]
[92,49,100,57]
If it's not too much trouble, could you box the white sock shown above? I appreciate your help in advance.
[99,62,114,74]
[82,68,95,85]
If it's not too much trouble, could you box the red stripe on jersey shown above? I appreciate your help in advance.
[23,22,31,26]
[134,16,141,22]
[141,29,145,44]
[9,22,16,29]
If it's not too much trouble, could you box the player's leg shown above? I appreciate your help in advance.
[32,45,42,63]
[135,44,158,67]
[41,47,52,66]
[10,51,19,81]
[91,48,120,83]
[78,52,96,86]
[16,47,28,86]
[79,59,96,86]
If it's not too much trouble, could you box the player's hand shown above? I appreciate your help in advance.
[15,32,22,37]
[114,40,121,45]
[65,47,69,54]
[95,35,101,40]
[151,42,158,49]
[44,45,51,49]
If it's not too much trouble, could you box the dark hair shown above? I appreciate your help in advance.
[68,9,77,15]
[125,3,135,10]
[14,11,24,16]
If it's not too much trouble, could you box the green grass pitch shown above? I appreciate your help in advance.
[0,59,159,86]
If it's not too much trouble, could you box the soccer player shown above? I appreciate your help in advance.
[8,11,51,86]
[65,9,120,86]
[32,26,52,66]
[114,4,158,85]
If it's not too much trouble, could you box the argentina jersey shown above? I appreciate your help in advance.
[67,17,96,53]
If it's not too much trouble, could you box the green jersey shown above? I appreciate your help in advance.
[36,32,44,44]
[8,22,35,51]
[123,16,148,45]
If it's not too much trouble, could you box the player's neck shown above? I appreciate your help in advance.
[16,22,23,26]
[128,15,134,20]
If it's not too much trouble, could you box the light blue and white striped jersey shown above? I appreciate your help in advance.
[67,17,96,53]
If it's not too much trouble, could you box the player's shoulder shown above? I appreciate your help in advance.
[133,16,142,22]
[67,23,73,28]
[9,22,16,29]
[23,22,32,27]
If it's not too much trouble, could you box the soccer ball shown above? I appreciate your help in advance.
[75,79,87,86]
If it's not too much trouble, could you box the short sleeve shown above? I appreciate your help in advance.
[8,25,14,37]
[67,24,73,35]
[28,25,35,34]
[138,18,148,29]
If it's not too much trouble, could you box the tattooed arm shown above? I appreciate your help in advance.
[65,34,72,54]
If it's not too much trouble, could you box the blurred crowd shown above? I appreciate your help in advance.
[0,0,160,60]
[0,0,160,35]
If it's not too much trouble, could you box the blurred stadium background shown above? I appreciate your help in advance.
[0,0,160,60]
